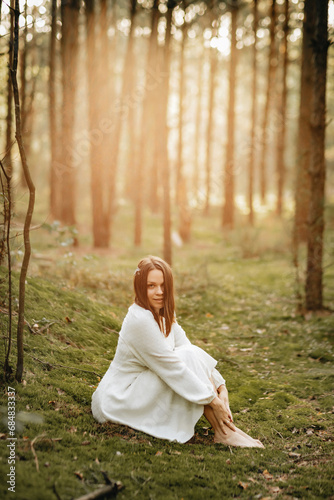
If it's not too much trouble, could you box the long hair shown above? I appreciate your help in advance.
[133,256,175,336]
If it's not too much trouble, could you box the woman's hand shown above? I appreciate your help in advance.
[217,384,233,423]
[208,396,236,435]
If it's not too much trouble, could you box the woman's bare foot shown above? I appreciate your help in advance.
[214,425,264,448]
[234,426,265,448]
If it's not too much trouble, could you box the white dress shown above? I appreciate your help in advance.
[91,303,226,443]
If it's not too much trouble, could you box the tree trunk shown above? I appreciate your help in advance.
[275,0,289,216]
[4,0,14,177]
[20,13,37,188]
[161,4,175,265]
[222,0,238,229]
[60,0,80,228]
[294,0,315,243]
[148,2,161,214]
[11,0,36,382]
[124,0,138,203]
[107,0,137,241]
[248,0,258,226]
[305,0,329,311]
[193,44,204,204]
[85,0,109,247]
[203,34,217,215]
[176,24,186,207]
[134,0,160,245]
[49,0,60,218]
[259,0,277,204]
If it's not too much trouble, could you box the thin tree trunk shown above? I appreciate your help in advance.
[10,0,36,382]
[259,0,277,204]
[294,0,315,243]
[19,1,27,188]
[305,0,329,311]
[176,24,186,206]
[134,0,159,245]
[4,0,14,177]
[161,4,175,265]
[20,15,37,187]
[275,0,289,216]
[177,24,191,242]
[193,44,204,204]
[203,36,217,215]
[85,0,108,247]
[222,0,238,228]
[0,161,13,380]
[149,2,161,214]
[248,0,258,226]
[107,0,137,242]
[49,0,60,218]
[98,0,113,245]
[60,0,80,228]
[124,0,138,202]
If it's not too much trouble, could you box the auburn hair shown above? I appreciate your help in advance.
[133,255,175,336]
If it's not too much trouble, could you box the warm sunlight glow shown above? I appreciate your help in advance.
[215,15,231,56]
[329,1,334,27]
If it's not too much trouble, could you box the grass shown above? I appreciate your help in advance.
[0,204,333,499]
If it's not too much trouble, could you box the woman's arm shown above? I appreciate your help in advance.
[174,321,227,388]
[121,313,217,406]
[173,320,191,348]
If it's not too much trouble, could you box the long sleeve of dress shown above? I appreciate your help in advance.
[174,319,226,388]
[120,312,216,406]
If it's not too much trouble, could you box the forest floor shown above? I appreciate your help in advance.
[0,204,333,499]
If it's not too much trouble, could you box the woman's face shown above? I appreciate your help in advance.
[147,269,164,312]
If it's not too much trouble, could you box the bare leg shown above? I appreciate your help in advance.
[204,405,263,447]
[206,378,264,448]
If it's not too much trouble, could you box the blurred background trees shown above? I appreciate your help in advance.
[0,0,333,311]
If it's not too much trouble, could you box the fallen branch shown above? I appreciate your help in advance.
[30,432,46,472]
[73,483,121,500]
[25,352,102,378]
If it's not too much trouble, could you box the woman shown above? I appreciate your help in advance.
[91,256,264,447]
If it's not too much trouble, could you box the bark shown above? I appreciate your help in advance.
[203,12,218,216]
[124,0,138,202]
[107,0,137,241]
[0,161,13,380]
[60,0,80,228]
[176,23,191,242]
[222,0,238,228]
[20,12,37,188]
[275,0,289,216]
[4,0,14,177]
[10,0,36,382]
[305,0,329,310]
[85,0,109,247]
[294,0,316,243]
[259,0,277,204]
[49,0,60,218]
[148,2,161,214]
[176,24,186,206]
[19,1,27,188]
[134,0,159,245]
[161,3,176,265]
[248,0,258,226]
[193,44,204,204]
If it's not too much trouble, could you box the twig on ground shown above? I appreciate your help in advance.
[73,483,121,500]
[25,352,102,378]
[273,428,284,439]
[52,483,62,500]
[30,432,47,472]
[104,327,120,336]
